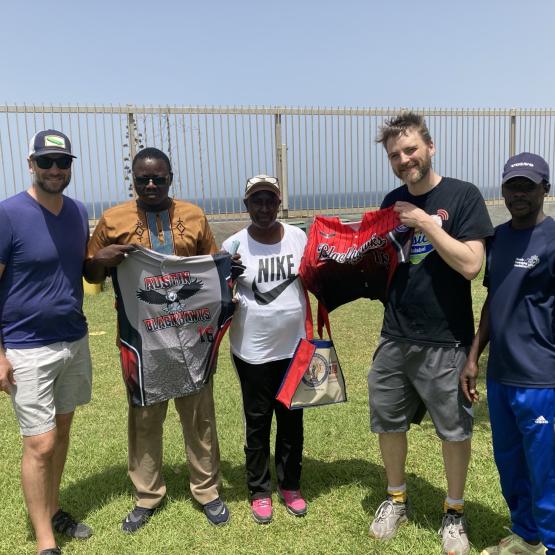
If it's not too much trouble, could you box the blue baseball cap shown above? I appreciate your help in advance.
[502,152,549,185]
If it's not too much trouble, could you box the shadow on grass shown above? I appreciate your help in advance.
[50,461,207,547]
[222,454,506,551]
[54,452,507,552]
[301,456,508,551]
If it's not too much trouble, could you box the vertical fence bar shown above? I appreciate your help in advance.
[225,114,234,213]
[274,112,283,214]
[289,114,297,211]
[70,108,83,206]
[509,111,516,158]
[283,114,290,213]
[0,121,8,195]
[233,112,241,210]
[196,112,205,206]
[172,110,183,199]
[204,113,213,214]
[4,106,17,196]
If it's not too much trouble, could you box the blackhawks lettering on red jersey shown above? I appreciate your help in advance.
[300,207,412,312]
[316,234,389,265]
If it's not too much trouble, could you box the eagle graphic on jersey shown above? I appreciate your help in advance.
[136,278,204,313]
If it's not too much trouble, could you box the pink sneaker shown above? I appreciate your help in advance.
[251,497,272,524]
[278,487,307,516]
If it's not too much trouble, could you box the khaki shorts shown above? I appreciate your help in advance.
[368,336,472,441]
[8,335,92,436]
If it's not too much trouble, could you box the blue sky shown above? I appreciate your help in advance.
[2,0,554,108]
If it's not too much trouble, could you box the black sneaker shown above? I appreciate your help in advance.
[39,548,61,555]
[203,498,230,526]
[122,506,156,533]
[51,509,92,539]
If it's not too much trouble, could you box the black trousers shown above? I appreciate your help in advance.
[233,355,304,500]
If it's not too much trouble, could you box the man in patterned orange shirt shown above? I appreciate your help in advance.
[85,147,229,531]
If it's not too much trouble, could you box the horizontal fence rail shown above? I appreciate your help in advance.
[1,105,554,221]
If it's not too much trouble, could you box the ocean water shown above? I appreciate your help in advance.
[85,192,384,219]
[85,187,503,220]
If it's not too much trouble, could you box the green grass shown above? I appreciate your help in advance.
[0,277,509,554]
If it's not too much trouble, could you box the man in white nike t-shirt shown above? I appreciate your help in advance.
[222,174,308,525]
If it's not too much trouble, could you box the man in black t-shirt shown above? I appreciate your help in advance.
[367,112,493,555]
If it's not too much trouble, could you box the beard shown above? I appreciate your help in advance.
[395,156,432,186]
[33,172,72,195]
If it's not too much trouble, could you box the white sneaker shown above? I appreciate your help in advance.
[369,498,408,540]
[480,530,546,554]
[439,511,470,555]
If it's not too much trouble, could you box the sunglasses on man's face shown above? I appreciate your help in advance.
[502,180,543,193]
[133,175,169,187]
[34,156,73,170]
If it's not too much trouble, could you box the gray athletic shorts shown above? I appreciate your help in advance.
[8,335,92,436]
[368,336,472,441]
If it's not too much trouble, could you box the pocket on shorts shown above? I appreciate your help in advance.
[372,336,391,362]
[452,346,470,376]
[7,348,27,373]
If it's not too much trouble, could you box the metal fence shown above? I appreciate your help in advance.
[1,105,554,221]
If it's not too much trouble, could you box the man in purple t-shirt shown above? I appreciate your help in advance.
[0,130,92,555]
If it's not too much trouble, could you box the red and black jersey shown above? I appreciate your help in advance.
[299,207,412,312]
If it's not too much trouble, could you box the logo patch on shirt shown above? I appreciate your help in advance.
[436,209,449,221]
[409,210,444,264]
[410,231,434,264]
[514,255,540,269]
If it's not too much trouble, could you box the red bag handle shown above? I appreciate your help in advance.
[302,286,332,340]
[317,301,332,340]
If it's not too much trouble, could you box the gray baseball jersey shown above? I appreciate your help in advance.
[113,245,234,406]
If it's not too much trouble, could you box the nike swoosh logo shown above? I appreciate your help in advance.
[252,276,297,305]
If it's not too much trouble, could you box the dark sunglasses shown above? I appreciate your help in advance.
[34,156,73,170]
[133,175,169,187]
[502,180,543,193]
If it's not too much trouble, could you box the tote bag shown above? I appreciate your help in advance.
[276,289,346,409]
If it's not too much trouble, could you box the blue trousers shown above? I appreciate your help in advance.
[487,378,555,554]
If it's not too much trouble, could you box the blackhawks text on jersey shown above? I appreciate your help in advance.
[300,207,412,312]
[113,245,235,406]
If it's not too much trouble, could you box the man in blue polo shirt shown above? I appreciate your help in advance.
[461,152,555,555]
[0,130,92,555]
